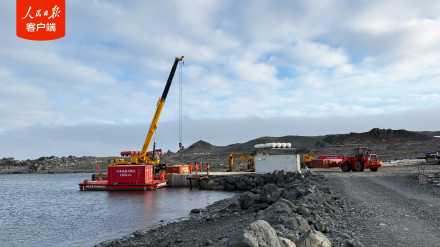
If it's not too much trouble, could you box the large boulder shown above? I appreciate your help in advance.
[278,198,298,211]
[202,179,216,190]
[239,192,261,209]
[261,184,281,204]
[282,216,310,232]
[226,220,281,247]
[259,201,293,225]
[273,170,286,183]
[235,178,248,190]
[296,229,331,247]
[297,206,311,216]
[279,237,297,247]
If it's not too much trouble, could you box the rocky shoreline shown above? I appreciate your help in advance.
[98,171,363,247]
[0,156,108,174]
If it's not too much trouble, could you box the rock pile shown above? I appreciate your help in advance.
[99,171,363,247]
[196,171,361,246]
[0,156,106,173]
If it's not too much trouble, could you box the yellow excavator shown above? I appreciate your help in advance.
[108,56,184,171]
[228,153,255,172]
[301,154,314,168]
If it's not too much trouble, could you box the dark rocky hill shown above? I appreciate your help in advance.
[322,128,432,144]
[180,136,322,155]
[181,140,223,154]
[179,128,435,155]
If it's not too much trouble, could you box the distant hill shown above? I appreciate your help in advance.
[179,128,436,155]
[180,135,322,155]
[322,128,433,144]
[421,131,440,137]
[181,140,223,154]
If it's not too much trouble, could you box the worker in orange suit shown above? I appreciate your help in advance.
[160,171,165,181]
[200,162,203,172]
[189,164,193,174]
[206,163,210,175]
[195,163,198,174]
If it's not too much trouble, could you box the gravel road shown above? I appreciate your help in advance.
[318,166,440,247]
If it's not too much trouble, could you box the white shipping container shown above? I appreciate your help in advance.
[254,154,300,173]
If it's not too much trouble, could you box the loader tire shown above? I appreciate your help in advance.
[341,162,351,172]
[370,167,378,172]
[354,160,364,172]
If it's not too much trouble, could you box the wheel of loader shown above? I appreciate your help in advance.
[370,167,378,172]
[354,160,364,172]
[341,162,351,172]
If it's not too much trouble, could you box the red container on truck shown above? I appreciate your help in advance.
[311,159,342,168]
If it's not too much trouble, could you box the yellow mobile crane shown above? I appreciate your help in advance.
[109,56,184,169]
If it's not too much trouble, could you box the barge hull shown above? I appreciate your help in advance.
[79,180,167,191]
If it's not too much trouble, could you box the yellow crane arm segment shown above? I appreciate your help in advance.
[130,56,184,164]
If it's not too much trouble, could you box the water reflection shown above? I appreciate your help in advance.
[1,174,235,247]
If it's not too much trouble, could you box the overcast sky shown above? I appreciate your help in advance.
[1,0,440,160]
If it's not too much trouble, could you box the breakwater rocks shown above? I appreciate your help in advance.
[99,171,363,247]
[0,156,106,174]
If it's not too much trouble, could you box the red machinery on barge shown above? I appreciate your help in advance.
[79,165,167,191]
[79,56,184,191]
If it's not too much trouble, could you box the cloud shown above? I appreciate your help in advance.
[0,68,56,129]
[287,42,348,69]
[1,0,440,158]
[232,60,280,85]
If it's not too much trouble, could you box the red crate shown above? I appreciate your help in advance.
[108,165,153,184]
[166,165,190,174]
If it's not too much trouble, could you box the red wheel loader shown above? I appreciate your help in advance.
[340,147,382,172]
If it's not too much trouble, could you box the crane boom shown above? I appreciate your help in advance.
[129,56,184,164]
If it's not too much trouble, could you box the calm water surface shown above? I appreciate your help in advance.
[0,173,235,247]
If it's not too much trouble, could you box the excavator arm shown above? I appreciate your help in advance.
[228,153,255,172]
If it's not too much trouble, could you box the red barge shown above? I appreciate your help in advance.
[79,165,167,191]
